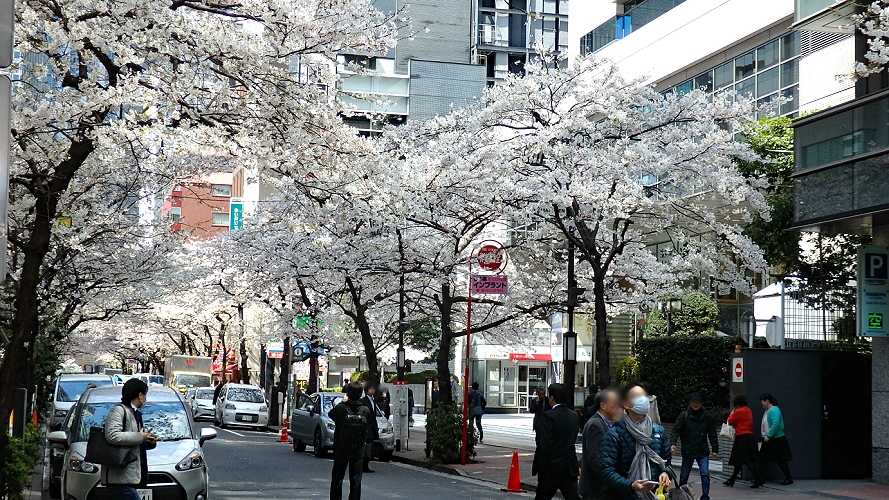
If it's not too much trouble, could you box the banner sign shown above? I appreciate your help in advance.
[470,274,508,295]
[858,246,889,337]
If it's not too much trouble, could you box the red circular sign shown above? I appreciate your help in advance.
[476,243,506,272]
[734,362,743,378]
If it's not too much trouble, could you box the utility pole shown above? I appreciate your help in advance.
[396,229,406,382]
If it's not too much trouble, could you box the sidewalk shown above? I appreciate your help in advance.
[397,416,889,499]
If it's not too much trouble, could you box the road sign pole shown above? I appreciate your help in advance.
[460,253,472,465]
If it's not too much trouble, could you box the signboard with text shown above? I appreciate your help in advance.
[470,274,508,295]
[267,342,284,359]
[858,246,889,337]
[229,199,243,231]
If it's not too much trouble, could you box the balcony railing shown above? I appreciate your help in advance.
[478,24,508,47]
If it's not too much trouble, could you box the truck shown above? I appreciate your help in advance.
[164,355,213,394]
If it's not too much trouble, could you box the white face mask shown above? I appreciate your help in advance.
[631,395,650,415]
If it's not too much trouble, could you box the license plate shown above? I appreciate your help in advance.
[137,489,152,500]
[237,414,255,422]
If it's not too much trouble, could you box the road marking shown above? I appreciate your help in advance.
[212,426,245,437]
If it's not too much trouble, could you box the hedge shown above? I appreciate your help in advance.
[636,336,736,423]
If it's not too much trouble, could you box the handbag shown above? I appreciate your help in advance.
[719,423,735,439]
[664,465,695,500]
[85,404,133,466]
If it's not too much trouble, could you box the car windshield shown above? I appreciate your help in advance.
[322,396,343,414]
[150,376,165,385]
[73,402,192,442]
[175,374,211,388]
[56,379,114,403]
[195,389,215,400]
[227,388,264,403]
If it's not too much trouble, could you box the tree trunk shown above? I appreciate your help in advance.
[593,274,611,388]
[435,282,454,404]
[346,278,379,382]
[237,304,250,384]
[308,355,319,393]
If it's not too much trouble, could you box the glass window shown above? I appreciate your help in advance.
[714,61,733,90]
[780,85,799,115]
[74,402,191,442]
[694,71,713,93]
[227,387,265,403]
[735,77,755,100]
[676,79,693,96]
[55,379,114,402]
[211,184,231,197]
[781,31,800,61]
[212,212,229,226]
[757,66,779,97]
[781,59,798,89]
[758,93,778,118]
[735,51,755,80]
[169,207,181,222]
[757,40,779,70]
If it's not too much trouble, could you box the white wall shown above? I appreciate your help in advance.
[575,0,794,84]
[799,36,855,114]
[568,0,616,63]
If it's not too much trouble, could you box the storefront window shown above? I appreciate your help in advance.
[501,365,517,406]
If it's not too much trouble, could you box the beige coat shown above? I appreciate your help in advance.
[100,404,144,486]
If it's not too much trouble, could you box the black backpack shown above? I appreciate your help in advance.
[342,405,368,450]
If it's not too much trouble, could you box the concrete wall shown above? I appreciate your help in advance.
[396,0,472,72]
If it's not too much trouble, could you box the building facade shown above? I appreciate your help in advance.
[159,173,234,239]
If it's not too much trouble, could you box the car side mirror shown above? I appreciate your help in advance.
[47,430,69,448]
[199,427,217,446]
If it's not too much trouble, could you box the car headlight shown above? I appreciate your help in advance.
[175,449,205,471]
[259,405,268,412]
[224,403,236,410]
[69,454,98,474]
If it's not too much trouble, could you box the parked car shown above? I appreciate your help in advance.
[49,397,80,498]
[47,385,217,500]
[214,383,269,430]
[50,374,116,431]
[191,387,216,421]
[111,374,132,385]
[133,373,166,386]
[290,391,395,460]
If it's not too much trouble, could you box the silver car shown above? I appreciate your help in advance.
[50,374,116,431]
[214,383,269,430]
[47,385,217,500]
[190,387,216,421]
[290,392,395,460]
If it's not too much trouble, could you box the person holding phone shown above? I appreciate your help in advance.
[600,384,672,500]
[102,378,158,500]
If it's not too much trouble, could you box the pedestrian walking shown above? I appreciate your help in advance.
[579,388,622,500]
[532,383,580,500]
[329,382,375,500]
[469,382,487,443]
[529,387,551,433]
[672,393,719,500]
[724,394,757,487]
[752,393,793,488]
[100,378,157,500]
[361,382,381,473]
[600,384,673,500]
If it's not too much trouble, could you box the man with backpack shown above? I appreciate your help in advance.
[469,382,487,443]
[329,382,374,500]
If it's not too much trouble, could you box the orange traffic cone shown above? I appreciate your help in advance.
[501,450,525,493]
[279,417,289,443]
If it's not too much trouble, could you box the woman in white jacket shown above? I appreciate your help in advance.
[101,378,157,499]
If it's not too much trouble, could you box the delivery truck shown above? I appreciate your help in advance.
[164,355,213,393]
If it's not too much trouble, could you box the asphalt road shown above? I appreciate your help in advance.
[199,422,532,499]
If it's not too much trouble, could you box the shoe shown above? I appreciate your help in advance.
[780,479,794,486]
[723,479,735,487]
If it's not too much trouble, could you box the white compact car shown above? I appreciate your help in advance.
[190,387,216,421]
[214,383,269,430]
[47,385,216,500]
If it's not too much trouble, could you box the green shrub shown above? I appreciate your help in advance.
[642,310,668,337]
[616,356,640,386]
[636,336,735,422]
[673,292,719,337]
[425,402,476,464]
[0,424,41,499]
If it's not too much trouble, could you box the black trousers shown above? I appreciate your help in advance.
[535,471,579,500]
[330,454,364,500]
[473,414,483,440]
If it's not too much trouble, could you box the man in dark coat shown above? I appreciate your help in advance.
[579,388,621,500]
[532,383,579,500]
[360,382,381,473]
[529,387,551,434]
[329,382,375,500]
[672,393,719,500]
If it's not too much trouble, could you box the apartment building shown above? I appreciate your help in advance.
[159,173,235,239]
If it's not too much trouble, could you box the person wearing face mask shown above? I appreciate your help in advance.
[600,384,672,500]
[101,378,158,500]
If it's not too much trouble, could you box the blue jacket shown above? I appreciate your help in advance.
[600,419,672,500]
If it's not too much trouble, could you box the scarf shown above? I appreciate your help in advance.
[624,414,667,499]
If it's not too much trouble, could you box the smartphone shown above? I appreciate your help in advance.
[644,481,661,488]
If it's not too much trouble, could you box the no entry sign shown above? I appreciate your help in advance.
[732,358,744,383]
